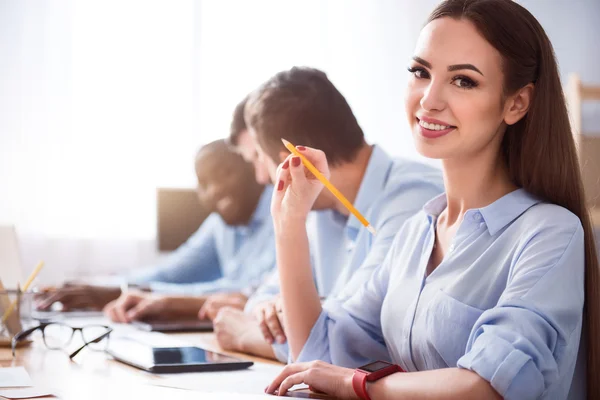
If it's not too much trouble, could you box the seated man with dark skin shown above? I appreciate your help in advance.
[37,136,276,323]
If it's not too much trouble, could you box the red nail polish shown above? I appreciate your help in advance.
[292,157,301,167]
[277,180,284,191]
[282,160,289,169]
[296,146,306,151]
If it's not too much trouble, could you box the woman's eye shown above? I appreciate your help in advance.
[407,66,429,79]
[451,76,478,89]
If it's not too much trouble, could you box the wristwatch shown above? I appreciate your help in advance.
[352,360,403,400]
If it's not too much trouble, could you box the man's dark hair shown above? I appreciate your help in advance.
[227,95,249,146]
[195,139,252,179]
[245,67,365,166]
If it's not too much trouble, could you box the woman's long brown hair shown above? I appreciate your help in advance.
[428,0,599,397]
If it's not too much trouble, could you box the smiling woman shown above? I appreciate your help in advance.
[265,0,599,399]
[405,18,514,162]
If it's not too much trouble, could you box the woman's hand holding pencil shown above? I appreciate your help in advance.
[271,142,329,230]
[272,139,376,235]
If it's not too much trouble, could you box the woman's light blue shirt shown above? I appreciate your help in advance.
[298,189,585,400]
[245,146,444,362]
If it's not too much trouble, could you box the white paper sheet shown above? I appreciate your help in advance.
[149,361,283,394]
[0,387,54,399]
[52,377,278,400]
[0,368,33,388]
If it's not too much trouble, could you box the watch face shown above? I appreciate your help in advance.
[360,360,394,373]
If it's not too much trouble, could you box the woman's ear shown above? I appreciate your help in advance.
[504,83,534,126]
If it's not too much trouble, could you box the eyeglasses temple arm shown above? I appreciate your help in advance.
[68,329,112,359]
[11,324,45,357]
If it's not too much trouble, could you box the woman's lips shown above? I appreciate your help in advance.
[416,117,456,139]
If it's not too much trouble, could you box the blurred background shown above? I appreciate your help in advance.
[1,0,599,282]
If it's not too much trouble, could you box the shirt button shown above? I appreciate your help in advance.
[473,212,482,222]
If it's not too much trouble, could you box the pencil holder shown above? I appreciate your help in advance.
[0,288,36,341]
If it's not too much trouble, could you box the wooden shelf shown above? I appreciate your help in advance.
[591,208,600,229]
[582,85,600,100]
[567,74,600,218]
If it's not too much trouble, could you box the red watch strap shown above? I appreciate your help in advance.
[352,370,371,400]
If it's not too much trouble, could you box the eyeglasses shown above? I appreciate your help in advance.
[12,322,112,359]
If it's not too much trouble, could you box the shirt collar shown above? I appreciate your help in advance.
[480,188,541,235]
[249,185,273,226]
[423,188,541,235]
[346,145,394,233]
[423,193,448,217]
[237,185,273,234]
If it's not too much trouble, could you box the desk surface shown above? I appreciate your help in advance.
[1,330,286,400]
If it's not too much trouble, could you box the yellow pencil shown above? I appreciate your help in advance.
[282,139,376,235]
[1,261,45,324]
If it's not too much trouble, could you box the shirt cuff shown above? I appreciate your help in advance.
[457,333,545,400]
[295,310,332,363]
[244,292,277,314]
[240,285,258,298]
[147,281,209,295]
[272,342,290,363]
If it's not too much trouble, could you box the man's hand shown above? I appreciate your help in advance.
[212,307,276,360]
[253,296,286,345]
[103,292,169,323]
[197,292,248,321]
[35,284,121,311]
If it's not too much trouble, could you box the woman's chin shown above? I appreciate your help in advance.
[413,138,450,160]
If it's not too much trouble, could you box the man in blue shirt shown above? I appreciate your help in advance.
[212,67,444,361]
[103,139,276,322]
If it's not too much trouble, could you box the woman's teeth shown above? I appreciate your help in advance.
[418,120,452,131]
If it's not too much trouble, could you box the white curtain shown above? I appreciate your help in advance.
[0,0,439,281]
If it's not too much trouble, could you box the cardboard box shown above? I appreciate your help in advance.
[156,188,209,252]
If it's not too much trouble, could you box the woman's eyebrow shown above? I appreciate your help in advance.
[412,56,484,76]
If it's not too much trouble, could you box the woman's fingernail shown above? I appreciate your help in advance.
[296,146,306,151]
[277,180,284,191]
[282,160,289,169]
[292,156,301,167]
[277,335,285,344]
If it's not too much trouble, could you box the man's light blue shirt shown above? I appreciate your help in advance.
[245,145,444,360]
[128,186,276,295]
[299,189,585,400]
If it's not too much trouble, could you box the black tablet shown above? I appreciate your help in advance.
[131,318,213,332]
[106,338,253,373]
